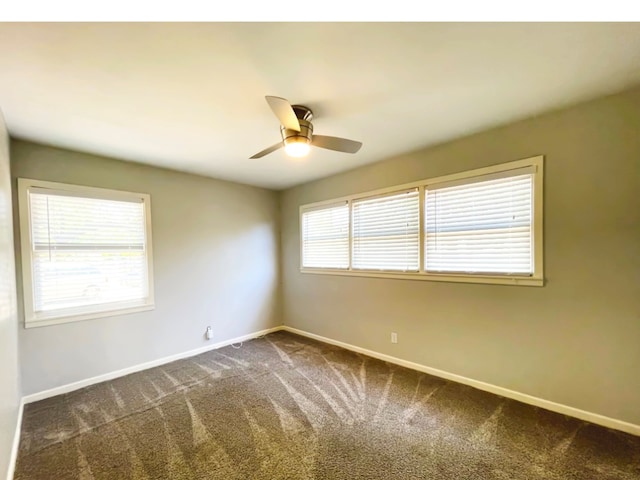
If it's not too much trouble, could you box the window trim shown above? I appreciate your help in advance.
[299,156,544,286]
[18,178,156,328]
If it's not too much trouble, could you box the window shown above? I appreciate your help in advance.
[425,170,534,275]
[300,156,543,286]
[352,189,420,271]
[18,179,155,327]
[301,202,349,269]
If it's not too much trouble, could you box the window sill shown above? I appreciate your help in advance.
[25,302,156,328]
[300,268,544,287]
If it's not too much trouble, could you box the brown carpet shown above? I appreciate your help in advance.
[14,331,640,479]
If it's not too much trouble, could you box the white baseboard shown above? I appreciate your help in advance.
[23,325,285,404]
[282,326,640,437]
[6,398,24,480]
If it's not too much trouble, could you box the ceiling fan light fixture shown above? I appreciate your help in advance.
[249,96,362,159]
[284,137,311,158]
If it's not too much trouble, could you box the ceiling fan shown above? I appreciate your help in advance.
[250,96,363,159]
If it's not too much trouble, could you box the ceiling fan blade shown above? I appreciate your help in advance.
[249,142,283,159]
[265,96,301,132]
[312,135,362,154]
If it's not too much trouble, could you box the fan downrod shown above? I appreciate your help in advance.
[291,105,313,122]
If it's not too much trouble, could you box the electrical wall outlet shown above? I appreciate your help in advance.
[391,332,398,344]
[205,326,213,340]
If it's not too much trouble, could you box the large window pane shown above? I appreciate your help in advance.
[425,174,533,274]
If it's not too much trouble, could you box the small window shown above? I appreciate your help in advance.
[301,202,349,269]
[18,179,155,327]
[352,189,419,271]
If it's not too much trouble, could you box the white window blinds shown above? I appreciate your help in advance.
[425,172,533,274]
[29,190,150,314]
[352,189,420,271]
[301,203,349,269]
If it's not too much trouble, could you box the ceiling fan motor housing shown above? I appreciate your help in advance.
[280,115,313,146]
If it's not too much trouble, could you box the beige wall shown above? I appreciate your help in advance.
[0,111,20,478]
[11,140,281,395]
[281,87,640,425]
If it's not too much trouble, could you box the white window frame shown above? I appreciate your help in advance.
[18,178,156,328]
[299,156,544,286]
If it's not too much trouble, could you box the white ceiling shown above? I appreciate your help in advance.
[0,23,639,189]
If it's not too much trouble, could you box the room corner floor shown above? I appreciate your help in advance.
[14,331,640,479]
